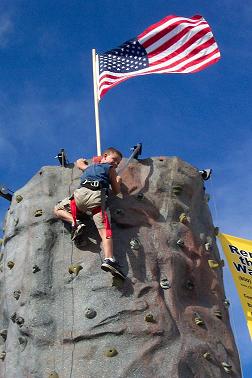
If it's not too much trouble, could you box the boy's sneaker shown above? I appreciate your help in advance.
[101,259,126,280]
[71,223,86,241]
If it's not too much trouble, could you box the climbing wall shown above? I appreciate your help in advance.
[0,157,241,378]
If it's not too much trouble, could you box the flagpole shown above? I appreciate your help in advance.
[92,48,101,156]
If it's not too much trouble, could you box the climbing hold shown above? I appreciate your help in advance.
[137,193,144,200]
[172,185,183,195]
[203,352,211,360]
[7,260,15,269]
[160,278,171,289]
[112,275,124,288]
[10,312,17,323]
[68,264,83,276]
[208,259,224,269]
[104,348,118,357]
[130,238,141,250]
[204,242,212,251]
[145,313,155,323]
[16,195,23,203]
[18,336,27,351]
[176,239,184,247]
[214,227,219,236]
[0,329,7,341]
[185,280,194,290]
[194,313,204,326]
[13,290,21,300]
[115,208,124,215]
[214,310,222,319]
[204,193,210,202]
[224,299,230,308]
[0,351,6,361]
[85,308,97,319]
[14,218,19,227]
[34,209,43,217]
[16,316,24,327]
[48,372,59,378]
[199,169,212,181]
[221,362,232,373]
[32,265,41,273]
[179,213,188,224]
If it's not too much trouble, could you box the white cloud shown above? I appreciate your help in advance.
[0,14,13,48]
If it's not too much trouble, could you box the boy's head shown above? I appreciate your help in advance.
[101,147,122,168]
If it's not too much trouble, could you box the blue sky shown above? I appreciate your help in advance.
[0,1,252,375]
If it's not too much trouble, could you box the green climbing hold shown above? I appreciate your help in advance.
[194,313,204,326]
[221,362,232,373]
[48,372,59,378]
[145,313,155,323]
[105,348,118,357]
[68,264,83,276]
[203,352,211,360]
[16,195,23,203]
[7,260,15,269]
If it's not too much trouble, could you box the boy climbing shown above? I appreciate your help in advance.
[54,147,125,279]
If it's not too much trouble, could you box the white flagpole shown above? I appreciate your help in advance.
[92,48,101,156]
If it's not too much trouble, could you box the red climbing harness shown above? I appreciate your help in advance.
[70,198,112,239]
[91,206,112,239]
[70,198,78,227]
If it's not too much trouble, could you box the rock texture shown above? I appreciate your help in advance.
[0,157,241,378]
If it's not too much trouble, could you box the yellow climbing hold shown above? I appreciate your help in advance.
[208,259,224,269]
[34,209,43,217]
[48,372,59,378]
[179,213,188,224]
[214,310,222,319]
[16,195,23,203]
[68,264,83,276]
[194,313,204,326]
[0,351,6,361]
[104,348,118,357]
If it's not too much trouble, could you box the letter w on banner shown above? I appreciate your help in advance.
[218,233,252,339]
[97,14,221,98]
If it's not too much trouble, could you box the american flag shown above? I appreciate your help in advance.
[97,15,221,98]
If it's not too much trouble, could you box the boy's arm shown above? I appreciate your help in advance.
[109,167,122,195]
[75,158,89,171]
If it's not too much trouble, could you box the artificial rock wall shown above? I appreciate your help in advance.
[0,157,241,378]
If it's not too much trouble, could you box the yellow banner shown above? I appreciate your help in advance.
[218,233,252,339]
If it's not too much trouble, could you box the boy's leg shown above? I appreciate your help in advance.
[97,229,113,259]
[54,198,85,240]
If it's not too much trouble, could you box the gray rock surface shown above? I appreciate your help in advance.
[0,157,241,378]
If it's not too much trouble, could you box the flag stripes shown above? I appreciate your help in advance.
[97,15,220,98]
